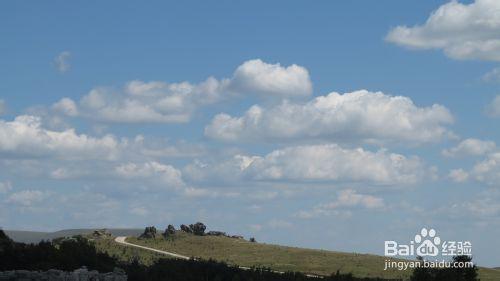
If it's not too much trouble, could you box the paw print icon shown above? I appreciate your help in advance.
[415,228,441,257]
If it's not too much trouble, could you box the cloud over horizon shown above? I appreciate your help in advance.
[52,59,312,124]
[387,0,500,61]
[205,90,454,145]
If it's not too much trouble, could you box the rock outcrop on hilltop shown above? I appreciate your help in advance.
[92,229,112,239]
[163,225,176,238]
[206,231,226,236]
[189,222,206,236]
[179,224,192,233]
[139,226,157,239]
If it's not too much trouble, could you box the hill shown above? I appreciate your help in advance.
[5,228,500,281]
[4,228,142,243]
[94,231,500,281]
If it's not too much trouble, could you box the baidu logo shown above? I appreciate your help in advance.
[384,227,471,258]
[415,228,441,256]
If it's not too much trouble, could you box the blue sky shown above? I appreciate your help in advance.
[1,0,500,267]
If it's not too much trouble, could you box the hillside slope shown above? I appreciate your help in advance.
[118,232,500,281]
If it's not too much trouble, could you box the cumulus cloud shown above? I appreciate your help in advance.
[227,59,312,99]
[54,51,71,73]
[53,59,312,123]
[296,189,384,219]
[185,144,431,186]
[482,67,500,82]
[205,90,454,145]
[442,138,496,157]
[486,95,500,117]
[115,161,185,188]
[470,152,500,186]
[52,98,78,117]
[448,147,500,186]
[444,189,500,218]
[386,0,500,61]
[448,168,469,183]
[0,115,120,160]
[6,190,46,206]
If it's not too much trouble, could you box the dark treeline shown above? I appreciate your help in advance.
[410,256,478,281]
[2,229,478,281]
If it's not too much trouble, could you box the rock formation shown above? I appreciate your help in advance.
[163,224,176,238]
[180,224,192,233]
[139,226,157,239]
[206,231,226,236]
[189,222,206,236]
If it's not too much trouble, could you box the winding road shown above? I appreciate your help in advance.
[114,236,190,260]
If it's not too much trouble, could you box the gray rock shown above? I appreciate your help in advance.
[163,225,176,238]
[189,222,206,236]
[180,224,192,233]
[139,226,157,239]
[206,231,226,236]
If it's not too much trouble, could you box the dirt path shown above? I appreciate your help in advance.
[114,236,190,260]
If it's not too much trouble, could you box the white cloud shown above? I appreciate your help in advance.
[115,161,185,188]
[0,100,6,115]
[450,149,500,186]
[53,59,311,123]
[486,95,500,117]
[6,190,46,206]
[227,59,312,99]
[448,168,469,183]
[133,135,206,158]
[205,90,454,145]
[52,98,78,117]
[463,190,500,217]
[470,152,500,186]
[386,0,500,61]
[445,189,500,218]
[482,67,500,82]
[297,189,384,219]
[0,181,12,193]
[0,115,120,160]
[185,144,431,186]
[442,138,496,157]
[50,167,90,180]
[76,79,224,123]
[54,51,71,73]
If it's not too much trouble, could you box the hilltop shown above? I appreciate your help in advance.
[4,228,142,243]
[91,224,500,281]
[4,225,500,281]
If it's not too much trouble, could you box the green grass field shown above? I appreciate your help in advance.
[91,232,500,281]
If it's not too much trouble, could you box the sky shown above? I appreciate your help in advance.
[1,0,500,267]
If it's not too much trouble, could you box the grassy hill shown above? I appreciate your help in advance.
[4,228,142,243]
[6,229,500,281]
[126,233,407,279]
[95,231,498,281]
